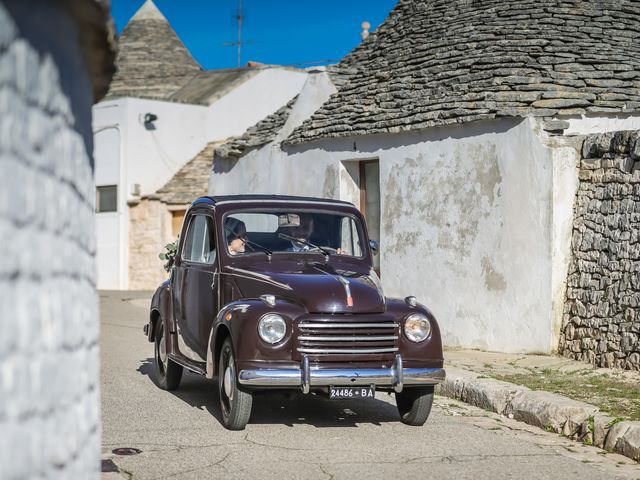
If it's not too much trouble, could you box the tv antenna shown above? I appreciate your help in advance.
[223,0,255,67]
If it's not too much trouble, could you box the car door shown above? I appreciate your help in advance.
[173,212,219,362]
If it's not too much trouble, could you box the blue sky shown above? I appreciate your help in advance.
[111,0,397,70]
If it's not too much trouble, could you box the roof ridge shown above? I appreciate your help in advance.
[103,0,202,100]
[129,0,167,23]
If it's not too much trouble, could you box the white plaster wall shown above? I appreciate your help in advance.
[206,68,307,140]
[212,118,573,353]
[93,97,209,289]
[548,140,581,352]
[375,119,556,353]
[121,98,210,196]
[563,114,640,136]
[209,69,337,197]
[94,126,123,289]
[0,2,101,477]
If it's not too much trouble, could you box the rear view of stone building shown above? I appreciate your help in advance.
[210,0,640,363]
[0,0,114,477]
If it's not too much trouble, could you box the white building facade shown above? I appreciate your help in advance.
[93,1,307,289]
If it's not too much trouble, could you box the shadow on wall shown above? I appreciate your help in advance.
[212,153,240,174]
[283,117,524,155]
[3,1,96,165]
[137,357,402,428]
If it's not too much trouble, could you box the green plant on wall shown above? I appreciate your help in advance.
[159,240,178,272]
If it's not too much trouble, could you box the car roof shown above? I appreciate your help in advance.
[192,195,355,207]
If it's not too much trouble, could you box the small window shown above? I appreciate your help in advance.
[182,215,216,265]
[96,185,117,213]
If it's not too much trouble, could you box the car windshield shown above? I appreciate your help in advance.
[223,210,365,257]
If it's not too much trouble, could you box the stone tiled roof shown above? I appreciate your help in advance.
[169,69,258,106]
[213,96,298,160]
[104,0,201,101]
[287,0,640,144]
[155,142,217,205]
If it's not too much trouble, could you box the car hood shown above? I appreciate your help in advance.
[227,261,385,314]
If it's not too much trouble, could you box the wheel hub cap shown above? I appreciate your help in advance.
[159,336,167,365]
[224,366,233,400]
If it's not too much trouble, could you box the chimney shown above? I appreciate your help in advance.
[360,21,371,40]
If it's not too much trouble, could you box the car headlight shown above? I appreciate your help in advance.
[258,313,286,344]
[404,313,431,342]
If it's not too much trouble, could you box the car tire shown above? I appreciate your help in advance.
[395,386,434,426]
[218,337,253,430]
[154,320,183,390]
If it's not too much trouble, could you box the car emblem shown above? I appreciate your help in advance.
[338,276,353,307]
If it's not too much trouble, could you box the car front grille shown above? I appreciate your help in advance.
[295,316,399,362]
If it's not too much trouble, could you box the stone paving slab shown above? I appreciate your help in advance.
[437,357,640,463]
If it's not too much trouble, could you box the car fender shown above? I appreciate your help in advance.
[386,297,444,368]
[205,298,306,378]
[148,279,171,342]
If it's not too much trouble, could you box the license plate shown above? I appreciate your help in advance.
[329,386,375,399]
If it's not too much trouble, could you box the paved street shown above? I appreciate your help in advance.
[100,291,640,480]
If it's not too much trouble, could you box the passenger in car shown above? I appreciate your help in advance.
[226,218,248,255]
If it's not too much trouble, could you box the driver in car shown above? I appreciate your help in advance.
[283,213,345,254]
[286,213,314,252]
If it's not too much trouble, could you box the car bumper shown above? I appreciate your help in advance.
[237,354,445,393]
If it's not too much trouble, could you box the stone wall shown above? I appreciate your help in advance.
[560,131,640,370]
[128,198,171,290]
[0,1,105,477]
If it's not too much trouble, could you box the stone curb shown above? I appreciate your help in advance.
[435,367,640,462]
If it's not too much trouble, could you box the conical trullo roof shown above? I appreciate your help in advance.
[105,0,201,100]
[288,0,640,143]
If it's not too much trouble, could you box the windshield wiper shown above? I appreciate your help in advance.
[224,226,272,256]
[278,233,331,258]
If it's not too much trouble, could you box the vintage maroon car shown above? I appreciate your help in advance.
[145,195,445,430]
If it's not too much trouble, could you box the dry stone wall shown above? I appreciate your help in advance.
[0,2,100,478]
[128,198,172,290]
[560,130,640,370]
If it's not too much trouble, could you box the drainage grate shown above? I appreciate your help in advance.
[112,447,142,456]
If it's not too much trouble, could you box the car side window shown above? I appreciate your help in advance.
[182,215,217,265]
[340,217,363,257]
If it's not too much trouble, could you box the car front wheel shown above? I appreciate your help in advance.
[395,386,434,426]
[154,320,183,390]
[218,337,253,430]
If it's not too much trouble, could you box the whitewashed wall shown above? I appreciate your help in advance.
[93,98,209,289]
[206,68,308,141]
[210,115,640,353]
[0,2,100,478]
[94,97,209,197]
[93,68,308,290]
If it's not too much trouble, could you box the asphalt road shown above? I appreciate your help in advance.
[100,290,640,480]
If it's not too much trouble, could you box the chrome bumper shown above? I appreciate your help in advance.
[237,354,445,394]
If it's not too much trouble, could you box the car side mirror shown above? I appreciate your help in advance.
[369,240,379,255]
